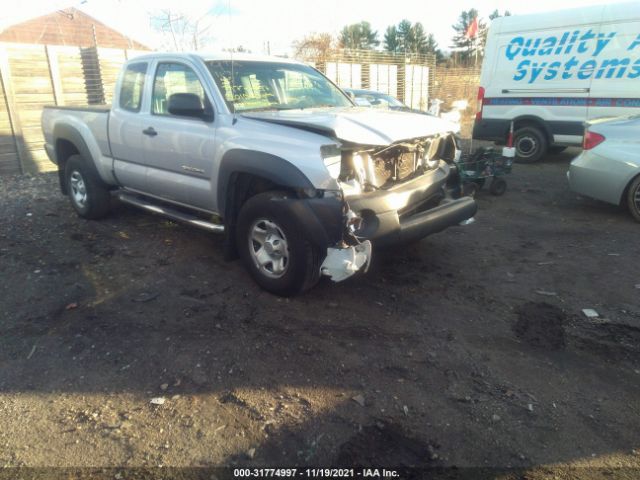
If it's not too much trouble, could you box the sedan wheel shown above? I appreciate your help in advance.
[628,176,640,222]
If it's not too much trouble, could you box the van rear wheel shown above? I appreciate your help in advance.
[514,126,547,164]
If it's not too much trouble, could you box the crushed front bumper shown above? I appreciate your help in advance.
[371,196,477,246]
[346,162,477,246]
[320,241,372,282]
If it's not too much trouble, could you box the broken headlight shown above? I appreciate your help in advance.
[321,144,342,179]
[421,140,440,170]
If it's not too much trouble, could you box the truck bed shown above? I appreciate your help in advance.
[42,105,111,168]
[43,105,111,113]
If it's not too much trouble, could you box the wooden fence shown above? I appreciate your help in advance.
[0,44,481,175]
[0,43,145,175]
[432,66,481,137]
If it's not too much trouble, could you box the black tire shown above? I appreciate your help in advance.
[489,177,507,196]
[473,178,486,190]
[548,146,568,155]
[626,175,640,223]
[64,154,111,219]
[514,126,548,163]
[236,191,323,296]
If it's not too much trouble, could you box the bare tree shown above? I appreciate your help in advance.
[292,33,336,64]
[152,8,215,51]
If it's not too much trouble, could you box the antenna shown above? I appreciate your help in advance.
[228,0,237,124]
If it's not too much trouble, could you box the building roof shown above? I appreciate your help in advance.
[0,8,149,49]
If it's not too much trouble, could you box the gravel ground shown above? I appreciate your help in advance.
[1,147,639,478]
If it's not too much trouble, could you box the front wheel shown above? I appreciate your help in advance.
[627,176,640,223]
[64,154,111,219]
[236,191,323,296]
[514,126,548,164]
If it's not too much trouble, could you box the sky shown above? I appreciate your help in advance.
[0,0,624,54]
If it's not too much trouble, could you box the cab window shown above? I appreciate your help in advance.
[119,62,147,112]
[152,62,209,117]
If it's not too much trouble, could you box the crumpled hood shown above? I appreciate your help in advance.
[241,107,458,145]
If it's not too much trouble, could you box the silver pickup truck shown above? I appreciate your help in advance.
[42,53,476,295]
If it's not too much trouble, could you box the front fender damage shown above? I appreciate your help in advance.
[318,203,372,283]
[269,193,372,282]
[321,239,372,283]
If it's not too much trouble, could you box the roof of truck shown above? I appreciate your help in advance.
[126,51,303,65]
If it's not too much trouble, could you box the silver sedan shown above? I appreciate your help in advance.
[568,116,640,222]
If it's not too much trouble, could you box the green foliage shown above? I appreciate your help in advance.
[338,21,380,50]
[478,10,511,61]
[451,8,485,64]
[384,25,400,53]
[383,19,441,58]
[489,9,511,20]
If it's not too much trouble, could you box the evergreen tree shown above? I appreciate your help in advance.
[384,25,400,53]
[451,8,484,65]
[384,20,442,59]
[338,21,379,50]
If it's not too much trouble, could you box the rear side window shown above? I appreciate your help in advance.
[119,62,147,112]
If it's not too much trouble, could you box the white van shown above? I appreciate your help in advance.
[473,2,640,162]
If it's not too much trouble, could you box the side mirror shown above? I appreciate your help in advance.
[168,93,212,121]
[346,91,356,101]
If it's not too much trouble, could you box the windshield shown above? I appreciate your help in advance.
[378,93,405,108]
[349,90,406,109]
[206,60,353,112]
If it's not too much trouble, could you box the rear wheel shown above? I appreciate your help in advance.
[64,154,111,219]
[627,176,640,223]
[489,177,507,196]
[514,126,548,164]
[236,191,323,296]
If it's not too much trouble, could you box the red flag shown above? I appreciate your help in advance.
[465,17,478,39]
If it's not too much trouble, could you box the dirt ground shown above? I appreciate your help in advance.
[1,147,639,478]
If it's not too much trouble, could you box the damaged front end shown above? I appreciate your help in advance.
[318,191,373,283]
[318,132,475,282]
[323,133,460,196]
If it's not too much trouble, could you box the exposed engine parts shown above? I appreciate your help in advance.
[338,134,458,195]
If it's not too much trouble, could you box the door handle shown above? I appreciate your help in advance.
[142,127,157,137]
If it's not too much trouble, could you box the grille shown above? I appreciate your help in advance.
[373,151,417,186]
[363,135,450,188]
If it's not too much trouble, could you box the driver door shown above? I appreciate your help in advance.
[141,60,217,210]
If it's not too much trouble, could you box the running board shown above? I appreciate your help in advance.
[117,193,224,233]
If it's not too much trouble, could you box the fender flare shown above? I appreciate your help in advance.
[512,115,554,142]
[52,123,108,192]
[216,149,315,215]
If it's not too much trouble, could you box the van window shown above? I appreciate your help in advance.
[119,63,147,112]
